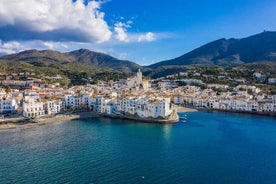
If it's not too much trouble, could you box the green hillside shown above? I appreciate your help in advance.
[0,49,144,86]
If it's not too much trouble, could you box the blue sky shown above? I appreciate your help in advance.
[0,0,276,65]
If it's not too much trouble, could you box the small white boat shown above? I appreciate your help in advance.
[180,117,187,122]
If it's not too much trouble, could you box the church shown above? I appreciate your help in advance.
[126,69,150,91]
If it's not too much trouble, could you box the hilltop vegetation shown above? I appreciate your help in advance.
[0,49,144,86]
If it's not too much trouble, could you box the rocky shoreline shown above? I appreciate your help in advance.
[101,113,179,124]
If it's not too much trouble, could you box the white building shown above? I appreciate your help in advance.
[136,98,173,119]
[253,72,262,79]
[126,69,150,90]
[100,99,115,114]
[150,98,172,118]
[173,96,184,105]
[63,94,92,110]
[23,97,45,118]
[0,88,6,97]
[94,96,175,119]
[268,78,276,84]
[44,100,62,115]
[63,95,80,109]
[0,99,18,114]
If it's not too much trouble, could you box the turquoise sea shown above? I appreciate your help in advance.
[0,111,276,184]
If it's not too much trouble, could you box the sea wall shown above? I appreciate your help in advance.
[101,112,179,124]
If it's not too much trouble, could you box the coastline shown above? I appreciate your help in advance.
[176,104,276,117]
[1,105,274,131]
[100,113,179,124]
[0,112,100,131]
[1,106,275,131]
[176,106,198,113]
[195,107,276,117]
[0,110,179,131]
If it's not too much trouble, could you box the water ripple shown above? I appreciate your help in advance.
[1,113,276,184]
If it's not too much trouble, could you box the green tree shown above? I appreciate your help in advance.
[4,86,11,94]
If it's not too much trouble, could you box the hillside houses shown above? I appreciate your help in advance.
[3,77,176,119]
[0,68,275,119]
[182,88,276,113]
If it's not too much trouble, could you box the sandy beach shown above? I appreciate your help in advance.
[176,106,198,113]
[0,123,17,130]
[0,112,100,131]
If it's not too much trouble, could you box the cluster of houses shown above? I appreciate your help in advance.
[0,69,275,120]
[171,85,276,113]
[0,70,175,120]
[253,72,276,84]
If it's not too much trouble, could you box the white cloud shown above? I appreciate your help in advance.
[0,0,112,43]
[114,21,132,42]
[0,40,27,55]
[0,40,70,55]
[113,21,156,43]
[114,27,129,42]
[0,0,161,57]
[138,32,155,42]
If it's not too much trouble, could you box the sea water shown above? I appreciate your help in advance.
[0,112,276,184]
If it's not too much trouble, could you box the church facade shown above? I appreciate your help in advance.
[126,69,150,91]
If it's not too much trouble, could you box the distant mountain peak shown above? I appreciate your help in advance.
[0,48,142,73]
[149,31,276,68]
[75,48,92,54]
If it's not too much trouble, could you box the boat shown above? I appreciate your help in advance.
[180,117,187,122]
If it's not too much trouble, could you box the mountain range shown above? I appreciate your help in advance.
[1,48,141,74]
[149,31,276,68]
[1,31,276,79]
